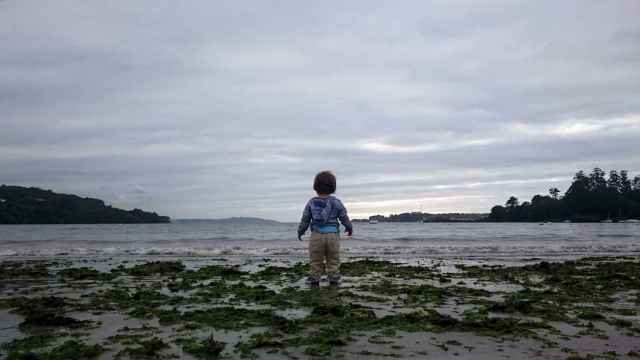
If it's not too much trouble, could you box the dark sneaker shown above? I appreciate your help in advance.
[328,276,341,286]
[305,277,320,287]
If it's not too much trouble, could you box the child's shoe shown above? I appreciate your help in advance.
[328,276,341,287]
[305,276,320,288]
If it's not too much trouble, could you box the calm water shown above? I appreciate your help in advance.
[1,222,639,260]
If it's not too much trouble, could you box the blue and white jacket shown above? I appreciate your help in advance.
[298,195,353,235]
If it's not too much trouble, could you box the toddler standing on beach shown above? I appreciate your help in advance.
[297,171,353,287]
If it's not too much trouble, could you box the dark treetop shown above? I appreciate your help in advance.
[489,168,640,222]
[0,185,170,224]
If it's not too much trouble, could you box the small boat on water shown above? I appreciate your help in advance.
[620,219,640,223]
[600,219,613,223]
[368,219,379,224]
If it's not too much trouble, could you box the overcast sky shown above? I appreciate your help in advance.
[1,1,639,221]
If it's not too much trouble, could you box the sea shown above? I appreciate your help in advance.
[1,222,639,262]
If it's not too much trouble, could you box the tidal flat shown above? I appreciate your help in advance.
[0,255,639,359]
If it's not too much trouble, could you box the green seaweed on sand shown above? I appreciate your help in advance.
[119,337,169,359]
[167,307,283,330]
[189,264,247,280]
[108,331,157,347]
[250,262,309,282]
[459,307,556,341]
[58,267,116,281]
[195,281,346,310]
[1,333,56,354]
[192,281,232,301]
[283,303,550,357]
[235,332,283,358]
[170,264,249,291]
[484,288,569,322]
[284,301,373,355]
[340,259,402,276]
[6,340,106,360]
[301,326,352,357]
[457,258,640,303]
[576,308,606,321]
[458,258,640,326]
[357,280,490,305]
[0,261,50,279]
[178,335,226,359]
[268,286,341,309]
[80,286,184,318]
[228,283,278,303]
[4,256,638,360]
[377,308,458,333]
[340,259,436,279]
[118,261,186,276]
[164,264,248,292]
[5,296,90,331]
[338,290,389,303]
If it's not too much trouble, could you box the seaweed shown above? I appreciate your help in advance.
[179,335,226,359]
[0,261,49,279]
[576,308,606,321]
[229,283,278,303]
[3,256,639,360]
[180,307,280,330]
[235,332,283,357]
[1,333,56,353]
[189,264,246,280]
[357,280,489,305]
[340,259,436,279]
[7,296,90,330]
[250,262,309,281]
[80,286,180,318]
[118,261,185,276]
[459,314,550,338]
[120,337,168,359]
[6,340,105,360]
[301,326,351,357]
[340,259,401,277]
[58,267,115,281]
[485,289,568,322]
[458,258,640,303]
[378,308,458,333]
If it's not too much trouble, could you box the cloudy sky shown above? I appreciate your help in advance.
[1,1,639,221]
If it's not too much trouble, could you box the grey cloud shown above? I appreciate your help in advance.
[1,0,639,220]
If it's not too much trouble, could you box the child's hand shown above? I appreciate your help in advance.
[346,229,353,236]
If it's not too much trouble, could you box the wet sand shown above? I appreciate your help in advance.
[1,255,639,359]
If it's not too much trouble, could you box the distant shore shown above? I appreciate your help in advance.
[0,185,170,224]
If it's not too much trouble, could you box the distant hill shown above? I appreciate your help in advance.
[0,185,170,224]
[175,217,282,225]
[353,212,488,223]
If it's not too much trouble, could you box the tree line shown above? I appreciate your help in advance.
[0,185,170,224]
[489,168,640,222]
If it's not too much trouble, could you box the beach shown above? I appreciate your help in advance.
[1,223,640,359]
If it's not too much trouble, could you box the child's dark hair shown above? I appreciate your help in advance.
[313,171,336,194]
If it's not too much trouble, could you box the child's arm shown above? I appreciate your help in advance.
[336,200,353,236]
[297,201,312,241]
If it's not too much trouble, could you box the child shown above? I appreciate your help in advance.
[297,171,353,287]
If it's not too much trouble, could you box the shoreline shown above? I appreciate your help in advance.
[1,254,639,359]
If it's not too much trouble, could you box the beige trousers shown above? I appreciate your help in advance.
[308,232,340,281]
